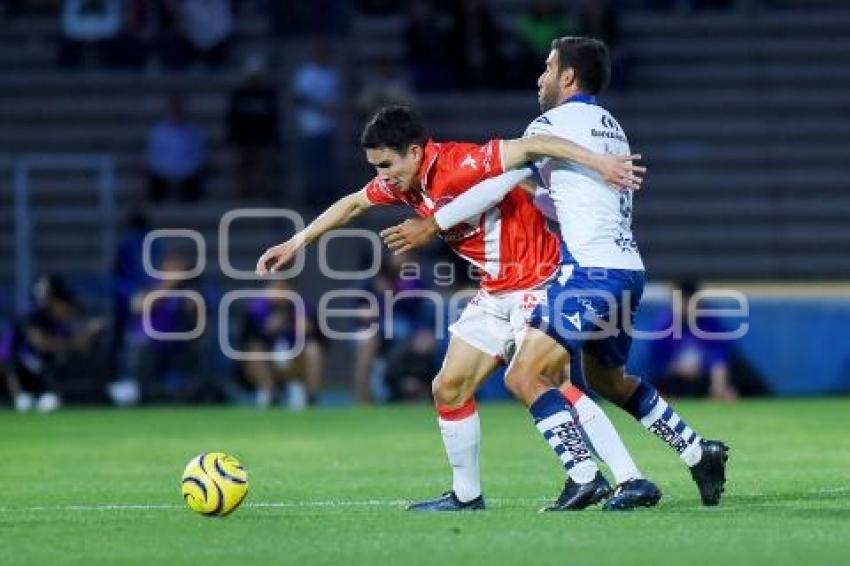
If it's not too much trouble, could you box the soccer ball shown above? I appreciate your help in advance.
[181,452,249,517]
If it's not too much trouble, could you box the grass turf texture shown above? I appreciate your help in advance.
[3,399,849,565]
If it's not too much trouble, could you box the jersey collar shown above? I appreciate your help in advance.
[417,139,440,191]
[559,92,597,106]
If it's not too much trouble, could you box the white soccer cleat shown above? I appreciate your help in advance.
[14,392,35,413]
[286,382,308,411]
[35,392,61,413]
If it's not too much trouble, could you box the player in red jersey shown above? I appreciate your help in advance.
[257,106,649,510]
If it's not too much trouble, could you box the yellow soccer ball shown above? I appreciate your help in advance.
[181,452,249,517]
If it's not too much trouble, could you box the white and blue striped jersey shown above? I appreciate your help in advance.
[525,94,644,271]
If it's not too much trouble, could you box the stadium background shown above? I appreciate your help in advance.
[1,0,849,409]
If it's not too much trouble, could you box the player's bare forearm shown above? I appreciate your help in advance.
[502,135,645,190]
[256,190,372,275]
[301,190,371,245]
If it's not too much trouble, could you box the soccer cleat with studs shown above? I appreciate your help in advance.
[603,478,662,511]
[540,471,612,512]
[406,491,486,512]
[689,439,730,506]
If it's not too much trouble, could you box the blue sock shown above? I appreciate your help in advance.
[530,389,597,483]
[624,380,703,466]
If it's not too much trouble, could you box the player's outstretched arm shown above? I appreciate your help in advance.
[256,190,373,275]
[380,167,535,255]
[501,135,645,190]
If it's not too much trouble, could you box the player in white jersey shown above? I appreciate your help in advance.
[257,105,655,512]
[383,37,729,509]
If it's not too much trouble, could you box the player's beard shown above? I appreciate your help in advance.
[538,83,560,113]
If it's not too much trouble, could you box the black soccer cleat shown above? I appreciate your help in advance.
[406,491,485,512]
[540,471,612,512]
[689,439,730,506]
[603,478,662,511]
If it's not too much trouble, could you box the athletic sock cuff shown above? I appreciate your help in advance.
[623,380,659,420]
[436,398,477,421]
[560,384,585,406]
[529,388,569,423]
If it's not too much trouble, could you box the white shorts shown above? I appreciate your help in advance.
[448,288,548,361]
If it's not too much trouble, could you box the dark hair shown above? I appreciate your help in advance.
[550,37,610,95]
[360,106,428,154]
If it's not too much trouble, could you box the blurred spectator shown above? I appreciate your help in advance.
[58,0,123,67]
[157,0,232,68]
[226,54,280,201]
[111,210,159,380]
[238,279,325,409]
[7,276,105,413]
[404,0,454,91]
[517,1,582,58]
[384,326,439,403]
[446,0,502,89]
[146,93,207,202]
[352,252,432,403]
[292,44,339,208]
[648,280,739,401]
[355,56,414,120]
[112,252,207,405]
[178,0,232,67]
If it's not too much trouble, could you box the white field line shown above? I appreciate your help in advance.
[0,498,543,513]
[2,487,845,514]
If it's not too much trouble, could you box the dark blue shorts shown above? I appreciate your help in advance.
[528,266,645,368]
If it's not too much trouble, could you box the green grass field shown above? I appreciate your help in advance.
[3,399,850,565]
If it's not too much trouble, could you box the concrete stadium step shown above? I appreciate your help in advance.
[0,94,227,123]
[628,37,850,63]
[0,70,241,96]
[0,125,226,151]
[637,195,850,221]
[634,62,850,89]
[622,10,850,37]
[642,145,849,169]
[646,252,850,280]
[643,170,848,194]
[640,223,850,246]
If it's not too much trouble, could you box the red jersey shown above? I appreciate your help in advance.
[364,139,560,293]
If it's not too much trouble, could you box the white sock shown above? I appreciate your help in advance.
[438,411,481,503]
[572,393,643,484]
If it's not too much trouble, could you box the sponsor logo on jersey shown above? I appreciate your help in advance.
[591,128,627,143]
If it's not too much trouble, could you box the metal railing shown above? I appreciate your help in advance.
[13,154,116,313]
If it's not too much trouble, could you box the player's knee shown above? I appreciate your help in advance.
[503,366,543,407]
[432,370,469,407]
